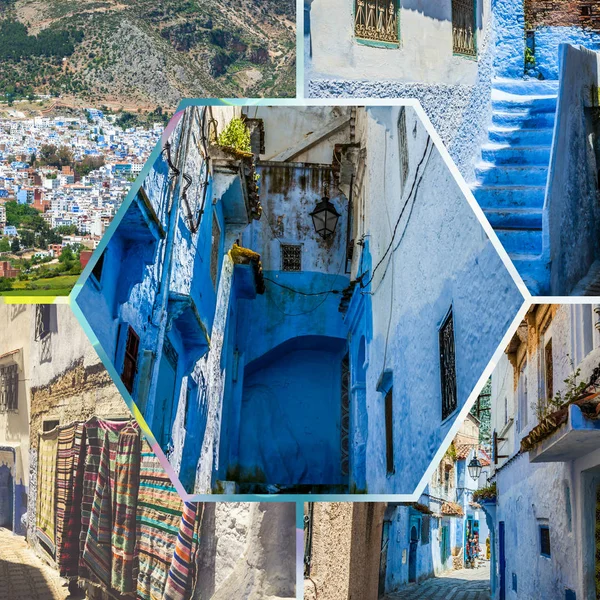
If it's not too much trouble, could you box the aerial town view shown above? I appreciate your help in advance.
[0,107,164,295]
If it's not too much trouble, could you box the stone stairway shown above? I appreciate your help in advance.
[471,78,559,294]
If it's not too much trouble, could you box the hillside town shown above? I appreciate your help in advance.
[0,108,163,293]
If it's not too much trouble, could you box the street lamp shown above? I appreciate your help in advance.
[310,188,340,239]
[468,456,483,480]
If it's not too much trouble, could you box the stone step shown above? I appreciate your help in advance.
[509,254,550,295]
[484,207,543,230]
[495,227,542,255]
[474,164,548,186]
[481,144,551,166]
[492,78,560,96]
[492,110,555,129]
[474,185,546,209]
[488,126,554,146]
[491,91,557,113]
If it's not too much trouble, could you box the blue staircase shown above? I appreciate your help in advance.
[471,78,559,294]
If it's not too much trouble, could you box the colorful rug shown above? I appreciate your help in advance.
[36,427,59,553]
[163,502,203,600]
[136,441,196,600]
[82,429,113,587]
[79,417,134,580]
[111,425,141,594]
[56,422,86,578]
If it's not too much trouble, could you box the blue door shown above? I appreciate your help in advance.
[409,525,418,583]
[0,464,13,529]
[499,521,506,600]
[155,337,178,449]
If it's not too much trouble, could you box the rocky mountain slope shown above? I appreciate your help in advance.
[0,0,296,110]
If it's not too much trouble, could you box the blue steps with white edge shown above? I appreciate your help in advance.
[471,78,559,293]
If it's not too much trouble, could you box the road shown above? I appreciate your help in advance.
[384,563,491,600]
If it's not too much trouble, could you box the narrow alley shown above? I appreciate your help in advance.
[384,564,491,600]
[0,528,69,600]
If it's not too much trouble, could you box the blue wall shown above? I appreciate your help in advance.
[236,336,346,486]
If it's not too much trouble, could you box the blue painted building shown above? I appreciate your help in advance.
[308,0,600,296]
[76,104,523,495]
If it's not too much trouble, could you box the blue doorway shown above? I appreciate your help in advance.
[0,464,13,530]
[409,525,419,583]
[499,521,506,600]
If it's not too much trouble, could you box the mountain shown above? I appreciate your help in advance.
[0,0,296,110]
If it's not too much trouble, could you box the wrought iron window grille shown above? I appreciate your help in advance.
[354,0,399,44]
[452,0,477,57]
[281,244,302,272]
[0,364,18,412]
[439,309,458,420]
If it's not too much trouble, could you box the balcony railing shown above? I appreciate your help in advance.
[355,0,399,44]
[452,0,476,57]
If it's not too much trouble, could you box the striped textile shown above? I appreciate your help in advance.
[111,426,141,594]
[82,429,113,586]
[136,442,194,600]
[57,422,86,578]
[36,428,59,553]
[163,502,202,600]
[79,417,134,580]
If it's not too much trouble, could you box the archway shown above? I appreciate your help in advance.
[236,335,348,490]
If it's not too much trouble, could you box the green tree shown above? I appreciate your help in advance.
[0,238,9,252]
[10,237,20,253]
[59,245,74,262]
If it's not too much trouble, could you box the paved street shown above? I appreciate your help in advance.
[385,563,491,600]
[0,528,70,600]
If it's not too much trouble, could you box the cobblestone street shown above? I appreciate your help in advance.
[384,563,491,600]
[0,528,69,600]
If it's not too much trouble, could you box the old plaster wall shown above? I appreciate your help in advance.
[0,305,32,534]
[489,304,600,600]
[308,0,491,85]
[356,106,522,494]
[305,502,353,600]
[224,164,349,488]
[26,306,130,553]
[250,106,353,164]
[495,454,578,600]
[547,45,600,295]
[384,505,435,593]
[308,22,495,183]
[305,502,385,600]
[196,502,296,600]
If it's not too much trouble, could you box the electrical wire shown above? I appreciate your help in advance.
[358,137,433,290]
[263,276,343,296]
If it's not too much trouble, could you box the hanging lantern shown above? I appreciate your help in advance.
[468,456,483,480]
[310,188,340,240]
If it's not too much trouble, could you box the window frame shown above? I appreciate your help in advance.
[0,363,18,413]
[121,326,140,394]
[539,524,551,558]
[451,0,478,59]
[281,243,303,272]
[353,0,401,49]
[439,307,458,421]
[385,387,394,475]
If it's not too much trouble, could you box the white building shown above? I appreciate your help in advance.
[485,304,600,600]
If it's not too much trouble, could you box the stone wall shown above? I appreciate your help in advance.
[305,502,386,600]
[196,502,296,599]
[524,0,600,29]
